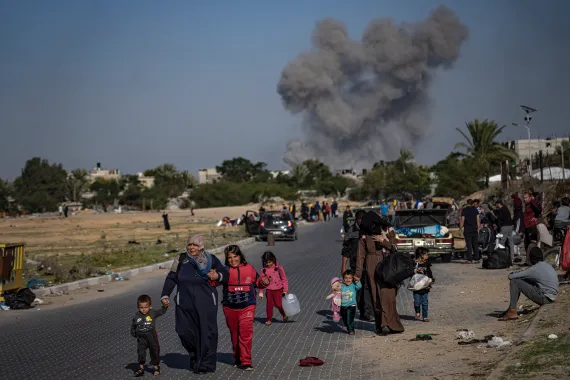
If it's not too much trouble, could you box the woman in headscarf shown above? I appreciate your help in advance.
[161,234,229,374]
[354,212,404,335]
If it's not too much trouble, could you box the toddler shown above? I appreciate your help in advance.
[340,269,361,335]
[413,248,434,322]
[130,294,167,377]
[258,251,289,325]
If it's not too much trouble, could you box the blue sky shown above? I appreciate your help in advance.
[1,0,569,179]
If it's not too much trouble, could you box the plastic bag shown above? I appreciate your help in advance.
[376,252,415,287]
[282,293,301,317]
[407,273,432,291]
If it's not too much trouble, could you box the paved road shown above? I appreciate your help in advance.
[0,220,413,380]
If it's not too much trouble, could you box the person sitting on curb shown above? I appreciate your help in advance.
[499,245,559,321]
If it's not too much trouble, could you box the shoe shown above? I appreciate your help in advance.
[348,330,355,335]
[283,316,289,323]
[423,318,430,322]
[265,321,272,326]
[237,365,254,371]
[134,366,145,377]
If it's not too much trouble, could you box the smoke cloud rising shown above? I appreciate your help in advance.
[277,5,469,171]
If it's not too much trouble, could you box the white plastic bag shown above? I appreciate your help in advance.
[282,293,301,317]
[407,273,432,291]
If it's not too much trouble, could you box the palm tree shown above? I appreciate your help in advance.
[396,149,414,174]
[65,169,90,202]
[291,163,310,188]
[455,119,518,186]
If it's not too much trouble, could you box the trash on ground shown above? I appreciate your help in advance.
[97,289,105,292]
[32,298,44,305]
[410,334,437,341]
[487,336,512,349]
[548,334,558,340]
[113,274,125,281]
[127,240,140,245]
[25,259,40,265]
[0,302,10,310]
[456,329,475,340]
[26,278,48,289]
[156,239,162,244]
[299,357,324,367]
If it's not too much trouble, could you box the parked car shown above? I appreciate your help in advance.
[394,208,454,262]
[259,210,298,241]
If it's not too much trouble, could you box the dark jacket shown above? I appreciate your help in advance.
[130,306,167,336]
[413,261,434,295]
[341,222,361,270]
[495,206,513,228]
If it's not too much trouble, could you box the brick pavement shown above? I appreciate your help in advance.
[0,220,517,379]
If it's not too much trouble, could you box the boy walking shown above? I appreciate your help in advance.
[131,294,167,377]
[340,269,362,335]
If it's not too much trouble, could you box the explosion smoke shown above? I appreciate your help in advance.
[277,5,469,171]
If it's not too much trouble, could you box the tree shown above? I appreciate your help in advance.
[395,149,414,174]
[120,175,144,207]
[65,169,90,202]
[455,119,518,186]
[0,180,11,212]
[432,154,480,199]
[90,179,121,206]
[216,157,267,182]
[13,157,68,213]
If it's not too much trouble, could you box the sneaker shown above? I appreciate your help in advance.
[348,330,355,335]
[265,321,272,326]
[238,365,254,371]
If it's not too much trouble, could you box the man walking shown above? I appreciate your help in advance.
[461,199,481,263]
[494,200,515,261]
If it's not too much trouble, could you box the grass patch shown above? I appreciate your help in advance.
[23,227,249,285]
[501,334,570,378]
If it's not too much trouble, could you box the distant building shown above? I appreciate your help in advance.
[89,162,120,182]
[198,168,221,184]
[501,137,569,162]
[137,172,155,188]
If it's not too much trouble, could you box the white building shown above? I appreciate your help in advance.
[198,168,221,184]
[88,163,120,182]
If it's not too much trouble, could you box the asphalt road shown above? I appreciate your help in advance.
[0,219,413,380]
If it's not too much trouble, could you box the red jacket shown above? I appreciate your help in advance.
[217,264,266,309]
[524,200,540,229]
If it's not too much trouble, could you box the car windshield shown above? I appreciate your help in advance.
[264,212,291,227]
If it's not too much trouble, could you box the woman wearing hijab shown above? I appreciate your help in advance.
[354,212,404,335]
[161,234,229,374]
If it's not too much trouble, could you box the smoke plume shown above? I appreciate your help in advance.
[277,5,469,171]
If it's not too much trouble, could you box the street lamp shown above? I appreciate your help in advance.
[513,105,537,175]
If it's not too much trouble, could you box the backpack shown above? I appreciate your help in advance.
[478,227,492,252]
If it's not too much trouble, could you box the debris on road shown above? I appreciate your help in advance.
[487,336,512,349]
[548,334,558,340]
[27,278,48,289]
[410,334,437,341]
[456,329,475,340]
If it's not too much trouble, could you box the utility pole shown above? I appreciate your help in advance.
[512,104,537,178]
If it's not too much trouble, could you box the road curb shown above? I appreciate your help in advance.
[32,237,256,297]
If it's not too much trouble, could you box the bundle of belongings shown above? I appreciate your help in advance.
[395,225,449,238]
[480,217,512,269]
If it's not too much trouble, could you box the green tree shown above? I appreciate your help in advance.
[432,154,480,199]
[0,180,11,212]
[90,179,121,206]
[65,169,90,202]
[120,175,144,207]
[14,157,68,212]
[395,149,414,174]
[455,119,518,186]
[216,157,267,182]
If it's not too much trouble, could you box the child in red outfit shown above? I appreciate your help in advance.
[258,251,289,326]
[210,244,269,371]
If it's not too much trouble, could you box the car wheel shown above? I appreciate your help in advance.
[441,253,452,263]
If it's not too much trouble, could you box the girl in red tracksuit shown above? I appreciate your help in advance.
[258,251,289,325]
[211,244,269,371]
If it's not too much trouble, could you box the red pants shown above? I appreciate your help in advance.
[265,289,285,322]
[223,305,255,366]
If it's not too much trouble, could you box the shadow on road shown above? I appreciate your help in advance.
[124,363,140,373]
[314,320,345,334]
[216,352,235,365]
[161,353,188,370]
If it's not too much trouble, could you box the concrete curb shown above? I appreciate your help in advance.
[32,237,256,298]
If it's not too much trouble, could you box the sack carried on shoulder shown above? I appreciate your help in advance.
[375,252,415,287]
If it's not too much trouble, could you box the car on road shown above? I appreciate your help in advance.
[258,210,298,241]
[394,208,455,262]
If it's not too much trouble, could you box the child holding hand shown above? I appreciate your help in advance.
[258,251,289,325]
[340,269,361,335]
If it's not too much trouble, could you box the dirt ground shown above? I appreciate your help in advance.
[356,262,556,379]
